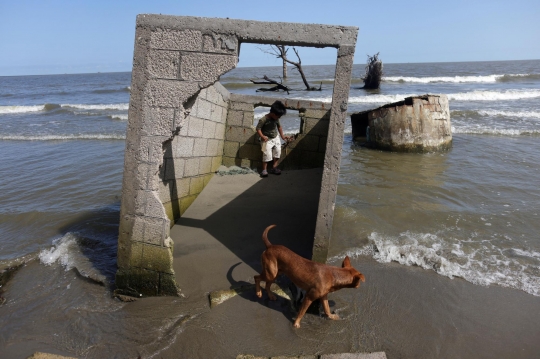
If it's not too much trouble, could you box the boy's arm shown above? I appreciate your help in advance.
[257,129,268,142]
[278,125,292,142]
[256,117,268,142]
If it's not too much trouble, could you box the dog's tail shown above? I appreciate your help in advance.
[262,224,276,249]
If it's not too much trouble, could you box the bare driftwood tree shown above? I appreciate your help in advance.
[260,45,322,91]
[277,45,287,78]
[250,75,290,94]
[362,52,383,89]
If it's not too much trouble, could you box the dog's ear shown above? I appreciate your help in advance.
[342,256,351,268]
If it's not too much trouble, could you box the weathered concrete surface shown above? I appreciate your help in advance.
[171,169,323,300]
[351,94,452,152]
[117,14,358,296]
[313,45,356,263]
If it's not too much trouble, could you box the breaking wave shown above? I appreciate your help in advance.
[39,233,107,285]
[0,103,129,114]
[447,89,540,101]
[0,105,46,114]
[304,89,540,105]
[109,114,129,121]
[451,127,540,136]
[61,103,129,110]
[452,109,540,119]
[329,231,540,297]
[383,73,539,83]
[0,134,126,141]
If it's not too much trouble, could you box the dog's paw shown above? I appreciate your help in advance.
[268,293,277,301]
[328,313,340,320]
[256,290,262,298]
[293,322,301,328]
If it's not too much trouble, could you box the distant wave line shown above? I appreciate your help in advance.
[0,103,130,114]
[452,109,540,119]
[383,73,538,83]
[91,86,131,94]
[108,114,129,121]
[451,126,540,136]
[0,134,126,141]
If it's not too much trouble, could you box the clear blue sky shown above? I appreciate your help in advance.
[0,0,539,76]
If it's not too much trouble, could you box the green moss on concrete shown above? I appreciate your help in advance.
[116,267,180,296]
[140,243,174,273]
[159,272,182,296]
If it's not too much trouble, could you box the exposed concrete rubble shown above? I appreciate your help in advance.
[351,94,452,152]
[116,15,357,296]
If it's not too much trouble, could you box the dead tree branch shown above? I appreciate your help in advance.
[250,75,290,94]
[258,45,322,91]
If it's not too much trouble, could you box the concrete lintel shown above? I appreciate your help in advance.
[230,93,330,111]
[136,14,358,48]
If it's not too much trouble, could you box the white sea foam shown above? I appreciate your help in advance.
[61,103,129,110]
[383,74,535,83]
[0,134,126,141]
[0,103,130,114]
[39,233,80,270]
[448,89,540,101]
[305,89,540,105]
[384,75,503,83]
[451,126,540,136]
[476,110,540,119]
[39,233,107,284]
[109,114,129,121]
[329,231,540,297]
[0,105,45,114]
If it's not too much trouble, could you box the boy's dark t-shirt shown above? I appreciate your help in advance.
[256,115,281,139]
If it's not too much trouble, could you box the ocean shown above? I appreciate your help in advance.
[1,60,539,358]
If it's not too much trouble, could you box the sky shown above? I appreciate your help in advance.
[0,0,539,76]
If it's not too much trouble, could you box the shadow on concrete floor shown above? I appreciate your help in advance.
[170,168,323,298]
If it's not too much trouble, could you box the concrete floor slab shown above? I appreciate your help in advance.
[171,168,323,299]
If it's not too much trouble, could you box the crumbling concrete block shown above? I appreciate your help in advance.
[351,94,452,152]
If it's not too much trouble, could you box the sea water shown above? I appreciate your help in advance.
[0,60,539,357]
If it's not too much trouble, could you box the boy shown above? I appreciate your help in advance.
[256,101,292,177]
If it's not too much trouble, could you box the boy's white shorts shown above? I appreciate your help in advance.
[261,136,281,162]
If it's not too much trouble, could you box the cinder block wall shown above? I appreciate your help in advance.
[224,94,331,170]
[116,17,238,296]
[159,84,229,224]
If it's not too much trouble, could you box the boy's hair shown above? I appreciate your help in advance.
[270,101,287,117]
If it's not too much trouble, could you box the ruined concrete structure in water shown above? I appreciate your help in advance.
[351,94,452,152]
[115,15,358,296]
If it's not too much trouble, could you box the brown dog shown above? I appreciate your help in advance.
[255,224,365,328]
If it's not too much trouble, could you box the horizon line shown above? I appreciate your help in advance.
[1,58,539,77]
